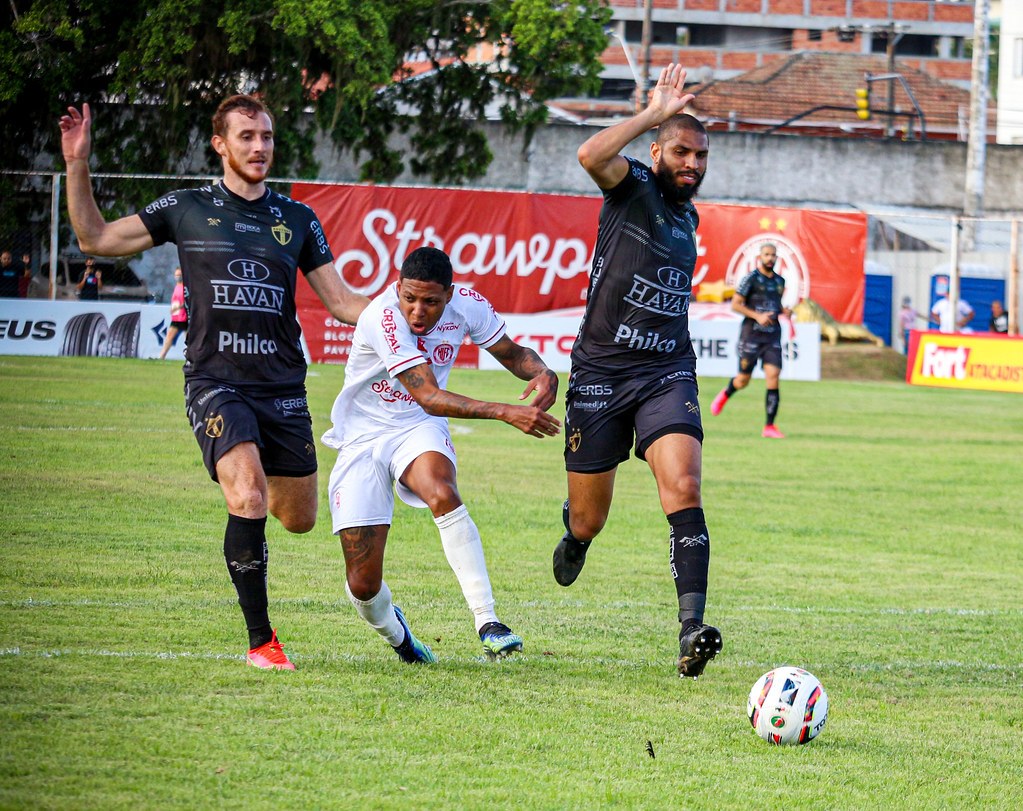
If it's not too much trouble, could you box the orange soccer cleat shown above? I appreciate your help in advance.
[246,629,296,671]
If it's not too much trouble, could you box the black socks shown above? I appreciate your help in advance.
[224,514,272,649]
[667,507,710,634]
[766,388,780,425]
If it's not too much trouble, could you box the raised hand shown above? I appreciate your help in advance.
[58,104,92,164]
[647,63,695,119]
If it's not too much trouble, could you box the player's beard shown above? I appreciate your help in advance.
[226,148,273,186]
[655,163,703,205]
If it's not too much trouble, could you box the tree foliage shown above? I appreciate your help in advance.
[1,0,612,186]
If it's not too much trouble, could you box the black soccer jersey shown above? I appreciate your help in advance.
[138,181,333,389]
[735,268,786,340]
[572,157,699,376]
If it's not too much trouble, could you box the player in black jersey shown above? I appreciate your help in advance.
[553,64,722,679]
[709,243,791,438]
[60,95,368,670]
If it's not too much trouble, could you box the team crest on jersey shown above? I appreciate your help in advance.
[724,233,810,309]
[205,414,224,438]
[272,223,292,246]
[433,343,455,365]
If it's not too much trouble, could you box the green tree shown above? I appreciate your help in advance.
[1,0,611,186]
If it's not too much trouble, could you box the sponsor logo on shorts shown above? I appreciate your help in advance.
[273,396,309,416]
[574,401,607,411]
[205,413,224,438]
[575,384,613,396]
[657,370,695,386]
[196,386,234,406]
[685,400,699,414]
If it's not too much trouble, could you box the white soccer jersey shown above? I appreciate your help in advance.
[322,282,506,448]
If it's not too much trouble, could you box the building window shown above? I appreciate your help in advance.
[808,30,822,42]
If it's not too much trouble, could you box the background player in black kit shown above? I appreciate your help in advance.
[59,96,368,670]
[553,63,722,679]
[710,242,791,438]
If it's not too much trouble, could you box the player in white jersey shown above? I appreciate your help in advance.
[323,247,561,663]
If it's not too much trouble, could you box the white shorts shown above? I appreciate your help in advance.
[327,419,457,532]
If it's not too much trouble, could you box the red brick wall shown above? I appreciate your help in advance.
[808,0,848,16]
[934,3,974,23]
[721,51,760,69]
[677,47,720,68]
[923,60,971,82]
[768,0,805,13]
[653,0,680,9]
[851,0,888,19]
[793,30,861,51]
[892,2,929,22]
[683,0,721,11]
[725,0,762,12]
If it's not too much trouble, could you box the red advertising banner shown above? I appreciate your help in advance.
[293,183,865,364]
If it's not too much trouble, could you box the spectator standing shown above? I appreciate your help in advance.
[989,300,1009,334]
[158,268,187,359]
[0,250,19,297]
[898,297,926,353]
[930,289,974,333]
[76,258,102,300]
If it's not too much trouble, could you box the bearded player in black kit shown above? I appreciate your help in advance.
[59,96,368,670]
[709,242,791,438]
[553,64,722,679]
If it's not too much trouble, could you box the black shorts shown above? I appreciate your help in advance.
[184,379,317,482]
[564,367,703,474]
[737,333,783,373]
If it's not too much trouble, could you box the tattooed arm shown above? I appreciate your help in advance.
[484,335,560,412]
[396,363,560,439]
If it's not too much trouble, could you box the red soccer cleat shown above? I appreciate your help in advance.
[762,424,786,439]
[246,629,296,670]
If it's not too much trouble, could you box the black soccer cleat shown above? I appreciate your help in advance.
[553,500,591,587]
[676,624,722,680]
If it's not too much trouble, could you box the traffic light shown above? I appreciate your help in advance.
[854,86,871,120]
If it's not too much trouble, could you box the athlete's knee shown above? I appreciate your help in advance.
[275,508,316,534]
[420,482,462,517]
[664,473,701,510]
[346,571,383,601]
[569,507,608,542]
[223,485,268,519]
[732,375,751,390]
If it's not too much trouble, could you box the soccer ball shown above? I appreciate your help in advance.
[747,666,828,745]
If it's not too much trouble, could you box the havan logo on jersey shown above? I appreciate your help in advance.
[624,266,691,317]
[211,259,285,315]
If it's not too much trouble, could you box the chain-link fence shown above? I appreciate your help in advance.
[3,170,1020,350]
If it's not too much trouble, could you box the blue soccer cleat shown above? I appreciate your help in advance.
[392,605,437,664]
[479,621,524,659]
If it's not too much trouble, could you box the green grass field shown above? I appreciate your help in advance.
[2,355,1021,809]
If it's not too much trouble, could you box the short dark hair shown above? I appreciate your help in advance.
[212,95,273,138]
[656,113,707,144]
[400,246,453,288]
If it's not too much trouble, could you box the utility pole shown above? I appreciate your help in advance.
[639,0,653,113]
[963,0,991,251]
[882,21,905,138]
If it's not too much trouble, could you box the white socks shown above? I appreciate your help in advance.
[345,580,404,647]
[435,504,498,632]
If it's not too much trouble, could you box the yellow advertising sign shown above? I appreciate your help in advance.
[907,331,1023,393]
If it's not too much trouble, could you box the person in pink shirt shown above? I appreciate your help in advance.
[158,267,187,359]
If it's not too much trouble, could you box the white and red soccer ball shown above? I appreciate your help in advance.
[747,666,828,745]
